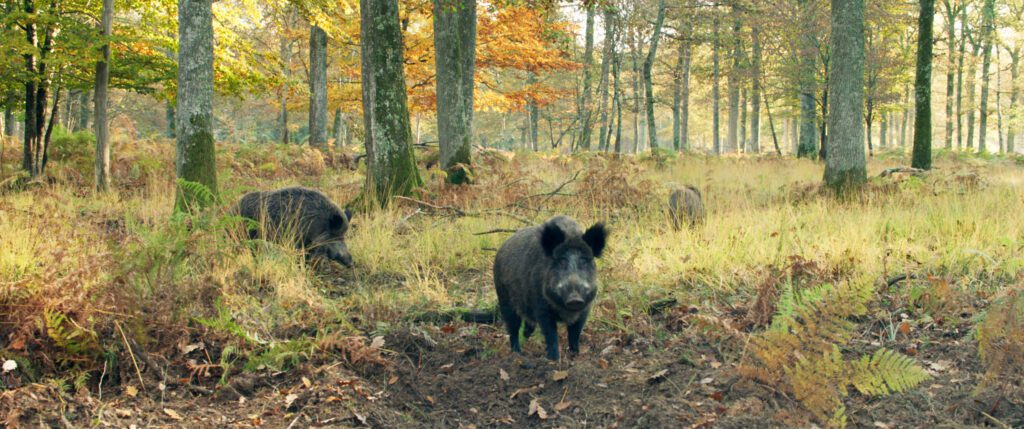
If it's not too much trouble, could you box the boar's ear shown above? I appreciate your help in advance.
[344,207,354,221]
[582,223,608,258]
[540,223,566,257]
[329,213,345,230]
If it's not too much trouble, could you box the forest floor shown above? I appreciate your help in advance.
[1,139,1023,428]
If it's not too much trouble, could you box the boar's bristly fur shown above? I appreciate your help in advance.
[236,186,354,267]
[668,185,705,230]
[493,215,608,360]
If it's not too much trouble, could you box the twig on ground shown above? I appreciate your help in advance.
[473,228,519,236]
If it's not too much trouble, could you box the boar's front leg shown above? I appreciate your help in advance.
[538,312,560,361]
[567,311,589,355]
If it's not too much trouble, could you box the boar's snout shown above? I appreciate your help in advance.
[321,241,353,267]
[565,293,586,311]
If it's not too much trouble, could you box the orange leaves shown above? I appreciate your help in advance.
[477,5,579,74]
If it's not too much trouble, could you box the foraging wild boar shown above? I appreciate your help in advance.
[237,187,354,267]
[668,185,705,229]
[493,216,608,360]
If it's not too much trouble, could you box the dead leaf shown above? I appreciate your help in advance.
[354,412,368,425]
[370,336,385,349]
[388,375,399,385]
[709,361,722,369]
[285,393,299,408]
[301,377,311,388]
[115,408,132,418]
[163,408,184,421]
[554,401,572,412]
[647,369,669,385]
[898,322,911,335]
[929,360,951,372]
[551,370,569,381]
[2,360,16,373]
[125,385,138,398]
[700,377,714,385]
[426,395,435,404]
[499,368,510,381]
[528,398,548,420]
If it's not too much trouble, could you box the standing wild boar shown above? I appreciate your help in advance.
[236,187,354,267]
[493,216,608,360]
[668,185,705,229]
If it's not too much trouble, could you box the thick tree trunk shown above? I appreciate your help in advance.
[726,9,741,153]
[712,16,721,154]
[976,0,994,153]
[433,0,476,184]
[643,0,667,152]
[577,5,596,151]
[750,25,762,153]
[361,0,422,205]
[597,8,615,152]
[308,24,328,149]
[797,0,818,159]
[912,0,935,169]
[175,0,218,211]
[824,0,866,192]
[95,0,113,192]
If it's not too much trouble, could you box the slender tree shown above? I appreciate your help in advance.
[726,7,742,153]
[175,0,218,210]
[578,4,596,150]
[796,0,819,158]
[750,24,762,154]
[712,14,722,154]
[433,0,476,183]
[942,0,958,149]
[94,0,113,192]
[912,0,935,169]
[361,0,422,204]
[976,0,994,153]
[643,0,668,152]
[597,7,616,151]
[308,24,328,149]
[824,0,866,192]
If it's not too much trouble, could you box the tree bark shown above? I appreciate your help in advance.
[3,92,13,137]
[75,90,91,132]
[797,0,818,158]
[361,0,422,205]
[672,40,684,151]
[712,15,721,154]
[912,0,935,169]
[750,25,762,154]
[95,0,113,192]
[166,102,176,137]
[643,0,667,152]
[577,5,596,151]
[955,3,968,150]
[966,42,979,150]
[278,31,291,144]
[943,0,956,150]
[612,40,623,154]
[976,0,994,153]
[1007,46,1020,153]
[308,24,328,149]
[433,0,476,184]
[880,113,888,149]
[726,8,741,153]
[824,0,866,192]
[175,0,218,211]
[332,107,346,147]
[597,7,616,152]
[22,0,37,173]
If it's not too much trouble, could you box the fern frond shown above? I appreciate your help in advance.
[849,348,931,396]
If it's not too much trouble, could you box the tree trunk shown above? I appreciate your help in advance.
[824,0,866,192]
[3,92,13,137]
[712,15,721,154]
[597,8,615,152]
[901,84,910,147]
[279,34,291,144]
[361,0,422,205]
[976,0,994,153]
[41,75,61,174]
[797,0,818,158]
[527,73,540,151]
[943,0,956,150]
[75,90,91,132]
[727,8,741,153]
[95,0,113,192]
[308,24,328,149]
[1007,46,1020,153]
[912,0,935,169]
[22,0,37,173]
[175,0,218,211]
[612,41,623,154]
[966,42,979,150]
[866,97,873,157]
[672,40,684,151]
[956,3,968,150]
[433,0,476,184]
[644,0,667,152]
[577,5,596,151]
[332,107,345,147]
[632,35,641,154]
[880,113,888,149]
[750,25,762,154]
[740,88,748,152]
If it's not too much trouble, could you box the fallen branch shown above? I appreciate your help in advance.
[474,228,520,236]
[885,273,920,288]
[506,170,582,212]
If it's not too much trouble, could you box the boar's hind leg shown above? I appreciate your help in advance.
[567,312,589,355]
[538,313,560,361]
[499,301,524,353]
[522,322,536,339]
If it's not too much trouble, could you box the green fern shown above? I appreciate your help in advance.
[175,178,219,211]
[849,348,931,396]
